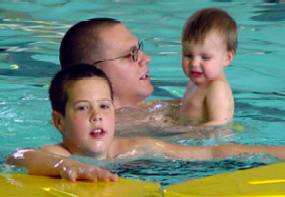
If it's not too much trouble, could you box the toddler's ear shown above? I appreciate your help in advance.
[52,111,65,133]
[224,50,235,67]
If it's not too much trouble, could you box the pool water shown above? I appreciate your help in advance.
[0,0,285,186]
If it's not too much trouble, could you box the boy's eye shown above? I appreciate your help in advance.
[75,105,89,111]
[100,103,111,110]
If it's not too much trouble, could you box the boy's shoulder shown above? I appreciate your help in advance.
[41,143,71,157]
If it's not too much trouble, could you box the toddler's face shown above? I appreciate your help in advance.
[60,77,115,158]
[182,31,233,85]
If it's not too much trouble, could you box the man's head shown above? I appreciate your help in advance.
[182,7,237,54]
[60,18,120,68]
[49,64,115,156]
[60,18,153,108]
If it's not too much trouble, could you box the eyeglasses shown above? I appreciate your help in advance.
[93,41,143,65]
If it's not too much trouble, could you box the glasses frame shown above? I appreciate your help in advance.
[92,41,143,65]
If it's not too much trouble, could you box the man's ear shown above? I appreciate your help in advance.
[224,50,235,67]
[52,111,65,134]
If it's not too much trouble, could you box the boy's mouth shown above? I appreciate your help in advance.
[90,128,106,139]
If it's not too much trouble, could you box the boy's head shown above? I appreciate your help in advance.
[49,64,113,115]
[49,64,115,156]
[182,7,237,53]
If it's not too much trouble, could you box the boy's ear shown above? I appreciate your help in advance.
[223,50,235,67]
[52,111,65,134]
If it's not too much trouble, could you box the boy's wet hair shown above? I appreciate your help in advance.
[182,7,237,53]
[49,64,113,115]
[60,18,121,68]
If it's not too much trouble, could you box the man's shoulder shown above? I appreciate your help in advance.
[144,99,181,107]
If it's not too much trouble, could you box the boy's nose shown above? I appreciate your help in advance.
[90,111,103,122]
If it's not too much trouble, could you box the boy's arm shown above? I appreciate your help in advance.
[135,138,214,160]
[141,139,285,160]
[211,144,285,160]
[6,149,118,182]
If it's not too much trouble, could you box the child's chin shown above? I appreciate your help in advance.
[79,144,106,157]
[192,79,203,85]
[86,149,107,159]
[91,144,108,155]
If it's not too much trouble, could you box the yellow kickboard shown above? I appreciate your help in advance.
[0,173,160,197]
[164,162,285,197]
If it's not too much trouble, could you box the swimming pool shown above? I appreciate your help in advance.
[0,0,285,186]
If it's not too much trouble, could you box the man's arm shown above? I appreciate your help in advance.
[6,149,118,182]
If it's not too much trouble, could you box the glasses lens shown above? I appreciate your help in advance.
[131,42,143,62]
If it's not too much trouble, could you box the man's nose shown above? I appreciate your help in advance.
[139,51,151,66]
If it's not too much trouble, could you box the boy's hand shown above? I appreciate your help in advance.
[59,160,118,182]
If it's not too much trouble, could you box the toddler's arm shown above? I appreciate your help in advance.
[202,81,234,127]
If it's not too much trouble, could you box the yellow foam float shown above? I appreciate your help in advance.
[163,162,285,196]
[2,162,285,196]
[0,173,160,196]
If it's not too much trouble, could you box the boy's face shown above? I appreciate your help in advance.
[54,77,115,158]
[98,24,153,108]
[182,31,234,85]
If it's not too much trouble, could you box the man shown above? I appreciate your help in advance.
[59,18,154,109]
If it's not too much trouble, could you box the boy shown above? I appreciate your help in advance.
[179,8,237,127]
[7,64,285,182]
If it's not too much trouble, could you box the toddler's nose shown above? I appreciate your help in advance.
[190,57,199,68]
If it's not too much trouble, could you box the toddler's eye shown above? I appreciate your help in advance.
[202,55,211,60]
[184,54,193,59]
